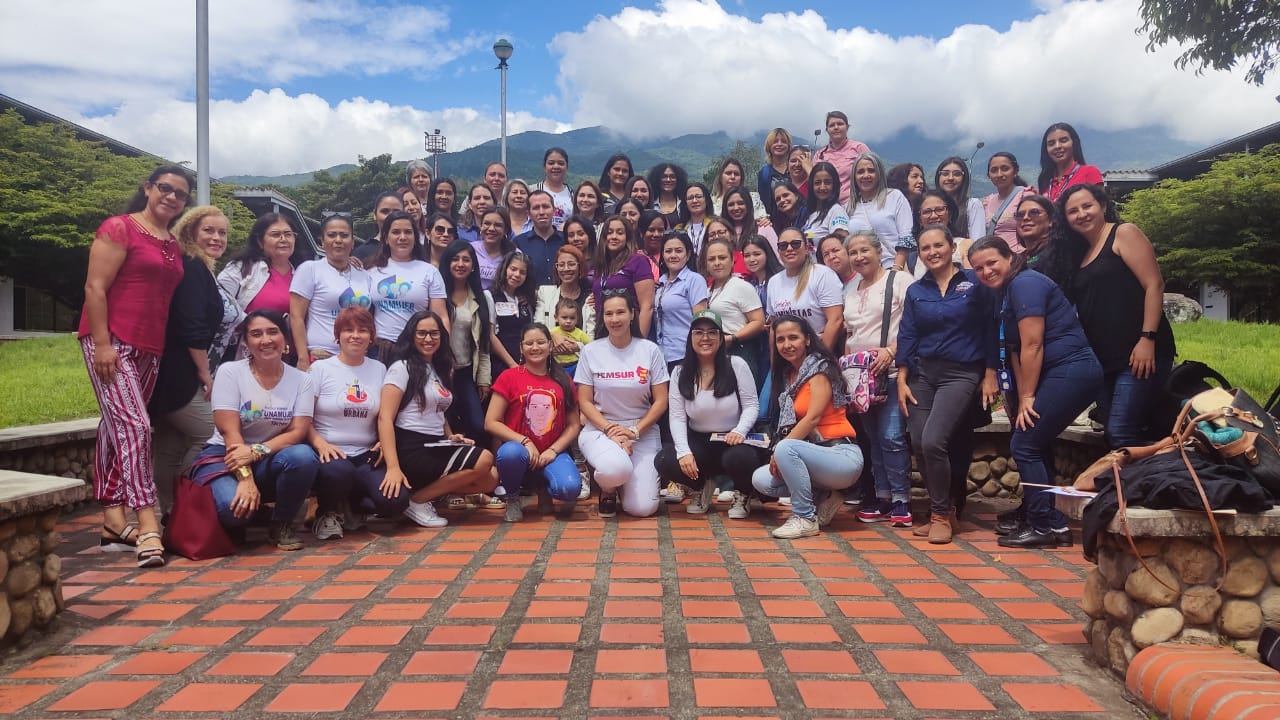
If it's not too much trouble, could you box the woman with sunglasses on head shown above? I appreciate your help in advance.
[1037,122,1103,203]
[423,212,457,268]
[678,182,714,254]
[768,228,844,352]
[592,215,657,338]
[598,153,634,216]
[485,323,583,522]
[82,165,192,567]
[378,310,497,528]
[769,181,808,239]
[289,214,374,371]
[368,210,448,352]
[218,212,300,327]
[489,251,537,377]
[1043,183,1174,449]
[655,230,710,370]
[353,191,404,263]
[575,291,670,518]
[1011,194,1058,270]
[935,157,986,241]
[968,236,1102,547]
[440,241,495,440]
[648,163,688,227]
[657,310,766,518]
[457,183,498,244]
[503,179,533,235]
[758,128,794,218]
[190,310,323,552]
[752,314,863,539]
[470,206,516,290]
[701,236,766,384]
[982,152,1032,251]
[848,152,914,272]
[896,224,1000,545]
[802,162,850,247]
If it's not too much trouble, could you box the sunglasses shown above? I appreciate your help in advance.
[431,225,456,234]
[1014,208,1046,220]
[153,181,190,203]
[777,239,805,251]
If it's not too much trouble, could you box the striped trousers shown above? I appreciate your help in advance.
[80,335,160,509]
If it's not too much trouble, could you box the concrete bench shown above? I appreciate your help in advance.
[1127,644,1280,720]
[0,469,89,645]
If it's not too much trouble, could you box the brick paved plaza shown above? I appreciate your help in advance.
[0,497,1147,718]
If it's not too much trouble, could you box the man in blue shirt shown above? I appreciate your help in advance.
[514,190,565,287]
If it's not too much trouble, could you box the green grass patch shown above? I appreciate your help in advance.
[0,334,99,428]
[1171,320,1280,402]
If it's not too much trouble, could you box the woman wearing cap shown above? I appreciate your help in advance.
[656,310,765,520]
[485,323,582,522]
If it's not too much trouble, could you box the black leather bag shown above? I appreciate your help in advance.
[1186,387,1280,499]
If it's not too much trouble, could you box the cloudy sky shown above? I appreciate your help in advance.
[1,0,1275,176]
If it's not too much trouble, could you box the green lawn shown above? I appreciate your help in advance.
[0,334,98,428]
[1171,320,1280,403]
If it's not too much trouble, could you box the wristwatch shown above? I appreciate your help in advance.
[1140,331,1158,340]
[251,443,271,459]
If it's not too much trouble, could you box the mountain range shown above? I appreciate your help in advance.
[223,125,1204,195]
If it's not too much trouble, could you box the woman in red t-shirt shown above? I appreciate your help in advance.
[484,324,583,522]
[1036,123,1104,202]
[80,164,192,568]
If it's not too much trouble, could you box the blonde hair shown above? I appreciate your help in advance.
[172,205,227,271]
[778,228,813,301]
[764,128,793,161]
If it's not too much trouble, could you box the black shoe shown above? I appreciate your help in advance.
[598,492,618,518]
[997,526,1072,548]
[994,508,1026,536]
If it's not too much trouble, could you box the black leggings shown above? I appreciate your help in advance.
[654,430,767,492]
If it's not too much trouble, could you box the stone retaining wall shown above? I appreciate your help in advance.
[0,419,98,483]
[0,509,66,645]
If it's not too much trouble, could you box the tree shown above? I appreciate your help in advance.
[0,109,253,313]
[1138,0,1280,85]
[1122,143,1280,321]
[290,153,410,237]
[702,139,765,193]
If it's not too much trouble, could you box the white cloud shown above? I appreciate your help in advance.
[549,0,1279,145]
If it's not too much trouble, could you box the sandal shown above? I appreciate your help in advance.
[100,524,138,552]
[135,532,166,568]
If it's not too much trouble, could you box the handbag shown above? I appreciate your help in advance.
[1186,387,1280,497]
[838,271,896,414]
[163,455,237,561]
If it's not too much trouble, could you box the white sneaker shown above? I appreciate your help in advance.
[312,512,344,540]
[716,489,735,503]
[772,515,819,539]
[577,472,592,500]
[405,501,448,528]
[816,492,845,527]
[660,482,685,503]
[727,491,751,520]
[687,482,715,515]
[778,496,792,506]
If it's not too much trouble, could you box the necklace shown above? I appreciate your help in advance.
[249,359,284,389]
[129,214,177,263]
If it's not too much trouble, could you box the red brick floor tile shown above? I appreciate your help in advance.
[608,581,663,597]
[475,566,529,580]
[1016,566,1079,581]
[803,551,856,565]
[861,552,917,565]
[771,623,842,643]
[853,624,928,644]
[8,654,112,678]
[108,651,205,674]
[689,649,765,673]
[267,568,326,582]
[265,682,363,713]
[971,581,1040,599]
[682,600,744,618]
[679,581,736,596]
[946,565,1010,580]
[205,652,295,676]
[600,623,665,644]
[589,678,669,708]
[424,624,495,645]
[513,623,582,644]
[67,603,126,619]
[523,599,589,617]
[91,585,158,601]
[808,564,868,579]
[535,581,592,597]
[1025,623,1087,644]
[938,623,1019,645]
[782,649,860,674]
[47,680,162,711]
[836,600,905,619]
[605,599,663,618]
[0,684,58,712]
[738,551,789,563]
[694,678,777,707]
[611,565,661,579]
[66,570,129,584]
[311,583,375,600]
[292,555,345,567]
[302,651,388,676]
[363,602,430,621]
[897,680,995,711]
[745,566,800,579]
[894,582,960,599]
[761,599,826,618]
[406,567,461,581]
[446,601,510,619]
[195,568,258,583]
[675,552,722,564]
[356,553,410,566]
[164,625,245,646]
[335,624,410,645]
[543,566,596,580]
[684,623,751,644]
[238,584,304,600]
[820,581,884,596]
[246,625,326,646]
[596,648,667,673]
[995,601,1074,620]
[914,601,988,620]
[677,565,731,578]
[202,602,277,621]
[462,581,521,597]
[403,650,483,675]
[483,679,570,709]
[385,583,446,599]
[491,552,538,565]
[156,682,261,711]
[499,649,576,674]
[751,580,810,596]
[124,569,193,584]
[1003,682,1102,712]
[969,652,1060,677]
[280,602,352,621]
[794,680,885,710]
[69,625,160,646]
[1043,581,1085,599]
[874,649,961,675]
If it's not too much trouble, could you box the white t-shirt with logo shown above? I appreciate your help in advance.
[310,356,386,455]
[290,259,374,354]
[573,338,669,422]
[802,204,850,245]
[384,360,453,435]
[367,259,445,342]
[208,360,314,446]
[766,263,844,335]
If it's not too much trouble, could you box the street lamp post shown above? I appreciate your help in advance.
[493,39,514,167]
[424,129,446,178]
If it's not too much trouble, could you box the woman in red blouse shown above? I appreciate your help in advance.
[1036,123,1104,202]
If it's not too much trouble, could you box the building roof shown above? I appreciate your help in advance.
[1148,120,1280,180]
[0,93,159,160]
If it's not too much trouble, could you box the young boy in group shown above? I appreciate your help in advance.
[550,298,592,375]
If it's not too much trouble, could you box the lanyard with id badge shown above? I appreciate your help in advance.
[997,296,1014,395]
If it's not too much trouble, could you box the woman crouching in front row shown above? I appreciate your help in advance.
[752,315,864,539]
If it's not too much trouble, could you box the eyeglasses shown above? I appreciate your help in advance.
[554,262,578,270]
[266,230,297,240]
[602,288,630,298]
[321,211,352,219]
[777,239,805,251]
[1013,208,1046,220]
[431,225,456,234]
[414,329,442,339]
[153,182,190,203]
[920,207,948,218]
[690,328,721,338]
[707,229,730,239]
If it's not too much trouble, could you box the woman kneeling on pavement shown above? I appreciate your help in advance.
[968,236,1102,548]
[752,315,863,539]
[656,310,767,519]
[377,310,497,528]
[191,310,322,551]
[484,324,583,522]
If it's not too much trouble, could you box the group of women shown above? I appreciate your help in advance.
[80,119,1174,567]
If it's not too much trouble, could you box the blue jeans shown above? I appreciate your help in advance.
[862,382,911,504]
[1096,353,1173,449]
[447,367,487,441]
[197,444,320,527]
[317,452,403,517]
[1014,348,1104,532]
[752,439,863,519]
[495,441,581,501]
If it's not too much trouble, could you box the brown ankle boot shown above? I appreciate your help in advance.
[912,520,931,537]
[927,512,953,544]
